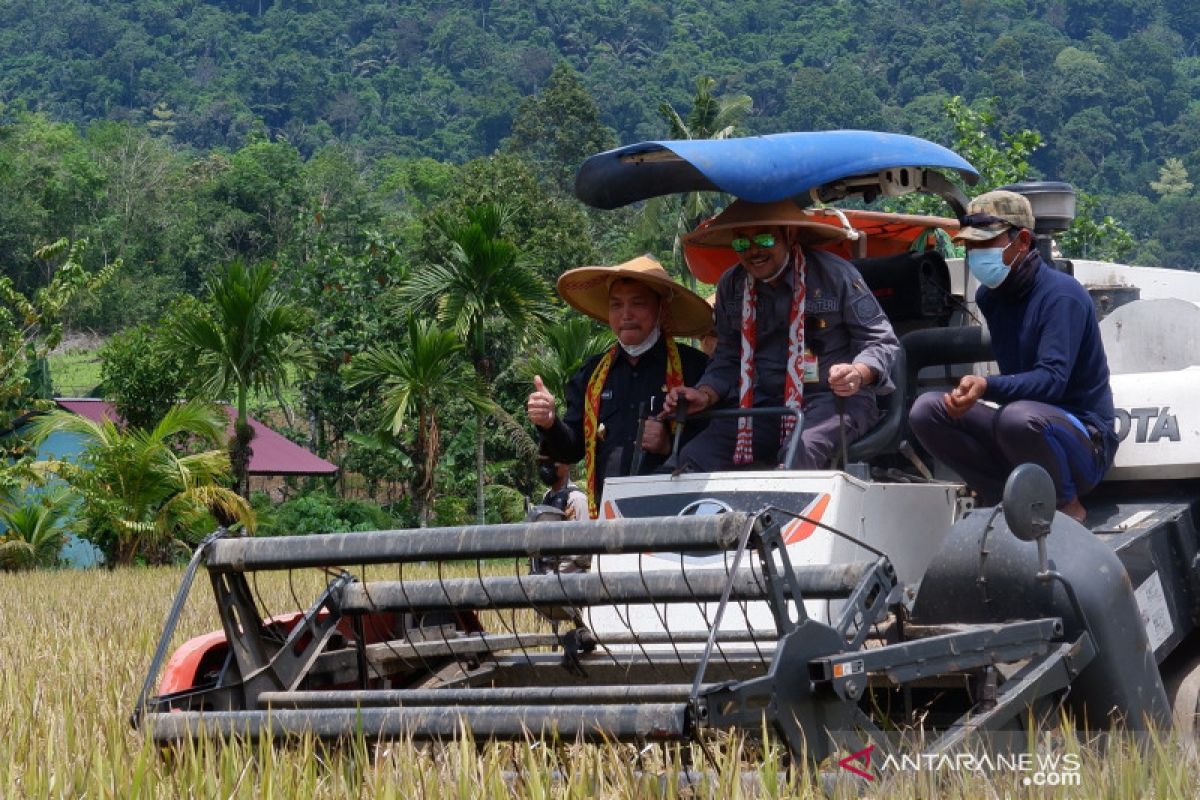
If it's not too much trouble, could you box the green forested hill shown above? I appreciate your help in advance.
[3,1,1198,179]
[5,0,1200,528]
[4,0,1200,302]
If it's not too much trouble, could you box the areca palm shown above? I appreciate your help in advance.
[345,317,488,527]
[0,488,75,570]
[640,77,753,282]
[400,203,554,523]
[175,259,312,496]
[518,314,615,402]
[28,401,253,566]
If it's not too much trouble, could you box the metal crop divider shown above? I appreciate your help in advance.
[688,507,901,763]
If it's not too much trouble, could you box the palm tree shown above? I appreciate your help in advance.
[345,317,488,527]
[518,314,614,402]
[640,77,753,282]
[28,401,253,566]
[0,488,75,570]
[175,259,312,496]
[399,203,554,523]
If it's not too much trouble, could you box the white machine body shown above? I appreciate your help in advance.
[587,471,959,638]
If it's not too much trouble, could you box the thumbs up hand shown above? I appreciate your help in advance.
[526,375,557,429]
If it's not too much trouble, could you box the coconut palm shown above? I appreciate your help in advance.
[399,203,554,523]
[175,259,312,496]
[28,401,253,566]
[0,488,75,570]
[345,317,488,527]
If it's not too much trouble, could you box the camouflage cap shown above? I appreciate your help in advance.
[953,190,1036,243]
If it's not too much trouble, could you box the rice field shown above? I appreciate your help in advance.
[1,565,1197,799]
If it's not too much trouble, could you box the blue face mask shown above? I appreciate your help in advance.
[966,247,1010,288]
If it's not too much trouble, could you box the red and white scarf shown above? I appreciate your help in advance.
[734,247,806,464]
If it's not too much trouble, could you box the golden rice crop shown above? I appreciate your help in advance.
[0,566,1196,798]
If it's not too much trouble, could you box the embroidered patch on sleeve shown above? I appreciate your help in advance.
[853,294,886,322]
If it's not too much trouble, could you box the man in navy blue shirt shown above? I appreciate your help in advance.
[909,190,1118,522]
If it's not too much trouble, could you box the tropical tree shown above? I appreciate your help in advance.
[28,401,253,566]
[1150,157,1194,197]
[0,488,75,570]
[888,95,1045,220]
[1059,192,1136,261]
[175,259,312,496]
[639,77,752,279]
[99,295,205,430]
[506,61,618,193]
[399,203,553,523]
[1,239,117,445]
[345,317,488,527]
[517,314,614,401]
[941,96,1042,194]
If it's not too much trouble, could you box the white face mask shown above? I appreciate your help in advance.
[619,324,660,357]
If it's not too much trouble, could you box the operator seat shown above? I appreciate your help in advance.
[841,249,961,465]
[844,346,908,463]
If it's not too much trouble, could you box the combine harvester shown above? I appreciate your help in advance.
[134,132,1200,766]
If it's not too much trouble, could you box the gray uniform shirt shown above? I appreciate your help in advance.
[699,248,899,404]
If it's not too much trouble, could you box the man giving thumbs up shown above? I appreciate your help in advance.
[526,256,711,517]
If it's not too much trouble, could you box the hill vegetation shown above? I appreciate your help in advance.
[4,0,1200,540]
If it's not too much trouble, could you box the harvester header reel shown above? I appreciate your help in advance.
[136,508,1090,764]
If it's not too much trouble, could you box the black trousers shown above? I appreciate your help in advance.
[909,391,1106,506]
[677,392,880,471]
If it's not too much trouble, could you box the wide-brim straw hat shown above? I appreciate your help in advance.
[556,255,713,338]
[683,198,854,249]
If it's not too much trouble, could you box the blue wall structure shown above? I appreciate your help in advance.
[4,425,104,568]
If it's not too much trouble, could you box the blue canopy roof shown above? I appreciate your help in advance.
[574,130,978,210]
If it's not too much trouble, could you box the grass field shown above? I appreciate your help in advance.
[45,340,299,412]
[48,346,104,398]
[1,565,1197,799]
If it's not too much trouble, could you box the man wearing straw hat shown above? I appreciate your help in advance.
[526,255,711,518]
[664,198,899,471]
[908,190,1117,522]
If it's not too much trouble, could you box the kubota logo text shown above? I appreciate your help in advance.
[1115,406,1179,443]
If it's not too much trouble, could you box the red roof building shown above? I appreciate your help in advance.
[53,399,338,477]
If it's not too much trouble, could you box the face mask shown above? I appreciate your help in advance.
[537,463,558,487]
[619,324,660,357]
[966,247,1010,288]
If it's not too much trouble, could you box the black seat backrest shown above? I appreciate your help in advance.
[852,250,952,326]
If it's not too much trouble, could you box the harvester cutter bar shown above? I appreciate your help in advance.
[144,704,691,744]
